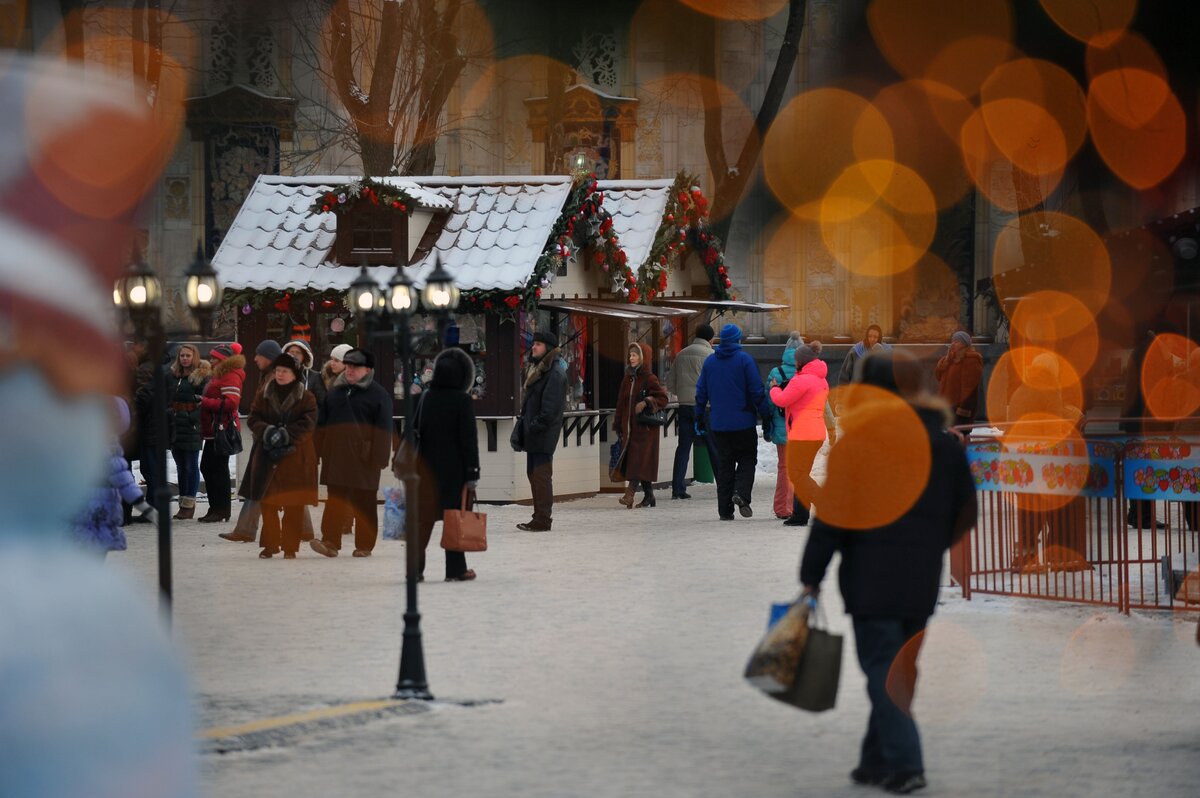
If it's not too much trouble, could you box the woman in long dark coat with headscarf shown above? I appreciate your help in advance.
[239,354,318,559]
[613,341,669,509]
[412,347,480,581]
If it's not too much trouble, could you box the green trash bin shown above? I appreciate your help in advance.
[693,439,715,483]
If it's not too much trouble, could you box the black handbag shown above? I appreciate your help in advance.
[213,408,243,457]
[637,390,667,427]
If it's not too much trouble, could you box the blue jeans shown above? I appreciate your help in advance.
[172,449,200,497]
[852,616,928,777]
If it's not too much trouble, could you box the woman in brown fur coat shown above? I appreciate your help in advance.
[240,354,318,558]
[613,342,669,508]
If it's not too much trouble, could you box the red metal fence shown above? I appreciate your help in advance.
[956,426,1200,615]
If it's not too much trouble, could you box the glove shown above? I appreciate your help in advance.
[264,425,290,450]
[134,500,158,526]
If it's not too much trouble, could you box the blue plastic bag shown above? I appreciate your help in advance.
[382,486,405,540]
[768,602,793,630]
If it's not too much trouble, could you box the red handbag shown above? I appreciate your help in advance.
[441,487,487,552]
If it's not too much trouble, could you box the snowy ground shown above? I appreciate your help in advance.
[108,446,1200,798]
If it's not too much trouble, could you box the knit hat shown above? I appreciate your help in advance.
[284,339,314,368]
[269,353,303,381]
[719,323,742,344]
[794,345,818,370]
[342,348,374,368]
[951,331,972,347]
[0,54,169,397]
[209,342,242,362]
[255,340,283,361]
[329,344,353,363]
[533,330,559,348]
[695,323,715,342]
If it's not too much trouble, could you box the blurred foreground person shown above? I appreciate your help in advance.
[800,351,976,794]
[0,52,197,797]
[69,397,157,556]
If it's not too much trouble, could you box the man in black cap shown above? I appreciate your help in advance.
[511,331,567,531]
[311,348,394,557]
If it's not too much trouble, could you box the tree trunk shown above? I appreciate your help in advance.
[706,0,808,237]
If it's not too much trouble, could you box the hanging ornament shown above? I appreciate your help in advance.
[309,301,316,311]
[330,317,346,333]
[241,304,253,315]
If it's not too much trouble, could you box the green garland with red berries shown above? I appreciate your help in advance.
[456,173,630,318]
[630,171,734,303]
[309,177,418,217]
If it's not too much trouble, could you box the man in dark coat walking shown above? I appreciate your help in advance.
[310,348,393,558]
[512,331,567,531]
[695,323,772,520]
[800,351,977,795]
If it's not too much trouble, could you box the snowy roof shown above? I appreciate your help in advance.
[213,175,571,292]
[597,179,673,269]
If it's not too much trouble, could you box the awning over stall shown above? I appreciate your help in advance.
[652,298,789,314]
[540,298,697,320]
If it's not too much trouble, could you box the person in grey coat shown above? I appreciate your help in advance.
[511,331,567,531]
[665,323,714,499]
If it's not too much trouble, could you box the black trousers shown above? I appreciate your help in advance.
[712,428,759,517]
[527,451,555,528]
[200,439,232,515]
[417,510,469,580]
[321,485,379,552]
[261,505,303,554]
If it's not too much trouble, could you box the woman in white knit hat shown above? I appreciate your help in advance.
[322,343,353,391]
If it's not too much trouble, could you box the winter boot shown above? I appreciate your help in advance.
[783,498,810,527]
[173,496,195,521]
[636,481,656,508]
[619,483,636,508]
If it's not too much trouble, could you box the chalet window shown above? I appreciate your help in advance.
[334,205,409,265]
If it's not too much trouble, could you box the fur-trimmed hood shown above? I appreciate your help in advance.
[321,360,343,389]
[210,353,245,379]
[432,347,477,393]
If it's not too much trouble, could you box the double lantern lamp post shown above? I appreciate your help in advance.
[113,243,223,620]
[350,256,459,700]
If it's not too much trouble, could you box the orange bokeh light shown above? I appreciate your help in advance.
[868,0,1014,97]
[821,383,932,529]
[26,50,185,221]
[910,621,989,726]
[1086,31,1166,85]
[1061,614,1136,696]
[992,212,1112,316]
[1009,291,1101,379]
[1040,0,1136,48]
[763,89,894,219]
[960,107,1064,213]
[980,58,1087,175]
[1088,69,1186,189]
[872,79,974,209]
[819,160,937,277]
[1141,333,1200,420]
[677,0,788,20]
[987,346,1084,431]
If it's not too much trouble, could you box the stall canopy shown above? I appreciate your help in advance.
[652,298,789,315]
[540,297,696,321]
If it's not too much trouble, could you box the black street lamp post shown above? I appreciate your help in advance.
[351,255,458,700]
[114,243,223,620]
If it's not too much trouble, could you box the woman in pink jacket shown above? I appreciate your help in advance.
[768,345,830,525]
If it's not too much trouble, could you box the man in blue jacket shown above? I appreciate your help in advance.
[695,323,772,520]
